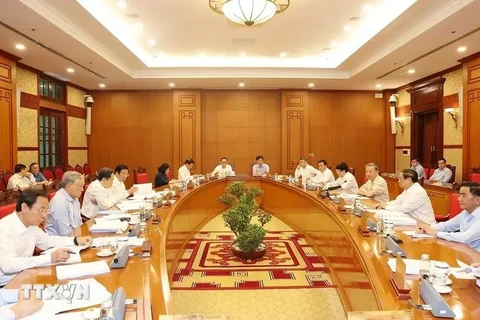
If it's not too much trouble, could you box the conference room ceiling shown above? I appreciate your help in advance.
[1,0,480,90]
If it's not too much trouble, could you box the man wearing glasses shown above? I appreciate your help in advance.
[375,169,435,225]
[111,164,136,202]
[419,182,480,251]
[0,189,91,286]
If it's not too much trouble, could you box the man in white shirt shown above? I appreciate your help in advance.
[358,163,389,202]
[420,182,480,251]
[410,158,426,179]
[7,164,35,190]
[212,157,233,177]
[311,160,335,184]
[326,162,358,193]
[82,167,117,218]
[429,158,453,183]
[45,172,84,236]
[111,164,136,202]
[294,157,320,180]
[0,289,43,320]
[178,158,195,181]
[376,169,436,225]
[252,155,270,176]
[0,189,91,286]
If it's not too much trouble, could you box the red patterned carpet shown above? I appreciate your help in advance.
[172,231,335,290]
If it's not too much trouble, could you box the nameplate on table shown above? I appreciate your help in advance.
[347,310,412,319]
[389,256,411,300]
[357,214,370,237]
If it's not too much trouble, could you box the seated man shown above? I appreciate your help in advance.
[212,157,233,177]
[111,164,136,202]
[46,172,84,236]
[7,164,34,190]
[252,155,270,176]
[326,162,359,193]
[376,169,436,225]
[294,157,320,180]
[178,158,195,181]
[358,163,389,202]
[419,182,480,251]
[410,158,426,179]
[29,162,48,185]
[429,158,453,183]
[0,189,91,286]
[0,289,43,320]
[82,167,117,218]
[311,160,335,184]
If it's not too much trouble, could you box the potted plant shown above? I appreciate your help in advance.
[218,182,272,259]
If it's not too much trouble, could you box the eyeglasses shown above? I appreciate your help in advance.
[31,206,50,215]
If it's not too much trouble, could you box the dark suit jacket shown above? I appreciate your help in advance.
[154,172,169,188]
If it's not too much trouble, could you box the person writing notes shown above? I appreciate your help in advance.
[358,163,389,202]
[82,167,118,219]
[0,289,43,320]
[212,157,233,177]
[326,162,358,193]
[419,182,480,251]
[311,160,335,184]
[410,158,426,179]
[178,158,195,181]
[428,158,453,184]
[7,164,35,190]
[0,190,92,286]
[111,164,136,202]
[252,156,269,176]
[375,169,436,225]
[294,158,320,180]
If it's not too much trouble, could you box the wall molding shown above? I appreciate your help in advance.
[68,147,88,150]
[443,144,462,149]
[20,92,40,110]
[66,105,86,119]
[17,147,39,151]
[394,146,411,149]
[40,98,66,112]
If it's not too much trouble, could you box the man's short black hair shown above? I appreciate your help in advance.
[16,189,48,212]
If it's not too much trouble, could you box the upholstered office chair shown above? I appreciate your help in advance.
[229,164,236,172]
[469,167,480,183]
[42,168,55,181]
[0,172,4,192]
[54,166,65,180]
[435,192,462,222]
[134,167,149,184]
[4,170,13,187]
[83,163,92,175]
[446,165,456,183]
[348,167,355,176]
[0,203,16,220]
[75,164,84,174]
[66,165,74,172]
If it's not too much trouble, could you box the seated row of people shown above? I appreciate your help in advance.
[410,157,453,183]
[6,163,54,190]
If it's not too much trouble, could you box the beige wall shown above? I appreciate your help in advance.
[67,85,88,166]
[67,86,87,108]
[68,117,87,147]
[17,108,38,147]
[17,68,37,95]
[68,150,88,166]
[17,150,38,166]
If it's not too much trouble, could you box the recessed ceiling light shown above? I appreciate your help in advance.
[457,46,467,52]
[169,83,175,87]
[117,1,127,9]
[308,83,314,88]
[330,41,338,47]
[147,39,156,45]
[376,84,382,88]
[99,83,106,88]
[280,52,287,58]
[363,4,373,12]
[66,68,75,73]
[239,82,245,87]
[344,25,352,31]
[15,44,25,50]
[408,69,415,74]
[239,51,246,57]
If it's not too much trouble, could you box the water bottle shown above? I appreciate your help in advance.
[419,253,430,279]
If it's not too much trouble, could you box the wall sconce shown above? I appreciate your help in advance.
[395,117,405,134]
[84,95,94,135]
[444,107,458,129]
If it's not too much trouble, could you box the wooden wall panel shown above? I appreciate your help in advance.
[463,57,480,178]
[0,55,18,170]
[282,91,309,174]
[173,91,201,176]
[88,91,173,187]
[308,92,386,181]
[201,91,281,174]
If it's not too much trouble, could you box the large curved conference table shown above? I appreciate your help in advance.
[6,177,480,319]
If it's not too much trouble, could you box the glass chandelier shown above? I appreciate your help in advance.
[209,0,290,27]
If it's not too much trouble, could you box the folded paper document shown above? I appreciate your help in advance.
[56,260,110,280]
[402,231,435,239]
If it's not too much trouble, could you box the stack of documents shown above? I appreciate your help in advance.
[40,243,92,265]
[402,231,435,239]
[56,260,110,280]
[117,200,145,211]
[132,183,157,200]
[92,236,144,247]
[369,210,417,226]
[98,209,125,215]
[89,221,128,233]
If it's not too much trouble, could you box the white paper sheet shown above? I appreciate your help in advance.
[89,221,128,233]
[387,258,440,275]
[451,260,480,279]
[56,261,111,280]
[116,200,144,211]
[97,209,124,215]
[40,243,92,266]
[91,236,144,248]
[402,231,435,239]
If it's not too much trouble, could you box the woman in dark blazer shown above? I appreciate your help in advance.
[155,163,171,187]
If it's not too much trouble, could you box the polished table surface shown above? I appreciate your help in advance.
[6,177,480,319]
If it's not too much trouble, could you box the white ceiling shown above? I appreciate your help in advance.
[0,0,479,90]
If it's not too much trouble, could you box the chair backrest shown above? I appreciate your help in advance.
[446,165,456,183]
[472,173,480,183]
[42,168,55,181]
[363,176,368,184]
[0,203,16,220]
[468,167,480,183]
[133,167,149,184]
[83,163,92,175]
[74,164,84,174]
[66,165,74,172]
[4,171,13,188]
[0,173,4,192]
[427,168,435,179]
[54,167,64,180]
[449,193,462,219]
[47,191,57,201]
[230,164,236,172]
[348,167,355,176]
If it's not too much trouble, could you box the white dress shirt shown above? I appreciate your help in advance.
[411,164,426,179]
[359,175,389,202]
[294,165,321,179]
[252,164,270,175]
[81,180,117,218]
[45,188,82,236]
[433,207,480,251]
[429,168,453,183]
[110,176,130,202]
[385,182,436,225]
[212,164,233,176]
[311,168,335,184]
[0,289,18,320]
[7,174,32,189]
[327,172,359,193]
[0,212,74,285]
[178,165,191,181]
